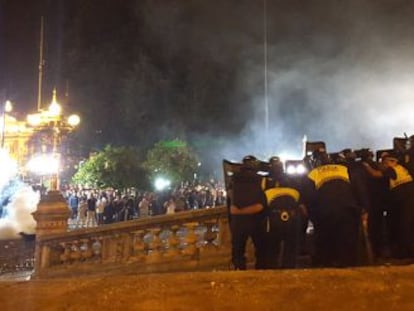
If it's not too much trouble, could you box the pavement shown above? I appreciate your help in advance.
[1,264,414,310]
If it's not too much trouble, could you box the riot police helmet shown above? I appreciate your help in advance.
[312,147,330,166]
[409,135,414,149]
[242,155,258,169]
[269,156,284,177]
[380,151,398,162]
[242,154,257,163]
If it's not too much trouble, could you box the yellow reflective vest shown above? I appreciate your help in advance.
[307,164,350,190]
[389,164,413,189]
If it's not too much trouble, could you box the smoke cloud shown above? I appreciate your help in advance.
[0,151,40,240]
[198,0,414,172]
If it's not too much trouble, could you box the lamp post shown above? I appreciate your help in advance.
[27,89,80,191]
[1,100,13,149]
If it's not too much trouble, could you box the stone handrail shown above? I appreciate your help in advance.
[33,206,232,278]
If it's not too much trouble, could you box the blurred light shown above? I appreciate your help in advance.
[4,100,12,112]
[0,149,18,189]
[67,114,80,126]
[286,162,307,175]
[286,165,296,175]
[26,154,59,175]
[154,177,171,191]
[48,88,62,117]
[48,101,61,117]
[27,113,42,126]
[296,164,307,174]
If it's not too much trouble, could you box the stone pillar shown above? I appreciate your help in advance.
[31,190,71,277]
[32,190,71,237]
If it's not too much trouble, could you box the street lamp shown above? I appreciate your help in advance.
[1,100,13,149]
[26,89,80,191]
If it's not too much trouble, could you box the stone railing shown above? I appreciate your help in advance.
[33,206,233,278]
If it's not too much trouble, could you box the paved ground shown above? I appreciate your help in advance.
[1,265,414,310]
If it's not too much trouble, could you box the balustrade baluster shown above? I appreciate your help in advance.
[203,221,219,249]
[80,239,93,260]
[91,238,102,258]
[70,240,81,262]
[59,242,71,264]
[164,225,180,258]
[181,222,199,258]
[146,228,162,262]
[131,230,146,262]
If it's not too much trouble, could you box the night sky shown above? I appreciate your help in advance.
[1,0,414,172]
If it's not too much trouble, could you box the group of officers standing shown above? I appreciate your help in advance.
[224,135,414,270]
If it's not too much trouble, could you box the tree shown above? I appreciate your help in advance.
[72,145,149,190]
[143,139,200,187]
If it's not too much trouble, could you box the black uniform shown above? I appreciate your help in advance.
[263,175,303,269]
[304,163,364,267]
[229,167,267,270]
[383,164,414,259]
[364,162,391,259]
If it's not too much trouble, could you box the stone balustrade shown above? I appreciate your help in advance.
[33,206,234,278]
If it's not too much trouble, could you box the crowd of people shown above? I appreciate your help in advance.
[65,180,226,228]
[226,135,414,269]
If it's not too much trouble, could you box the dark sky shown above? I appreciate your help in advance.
[2,0,414,166]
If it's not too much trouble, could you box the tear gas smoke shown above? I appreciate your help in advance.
[0,150,40,240]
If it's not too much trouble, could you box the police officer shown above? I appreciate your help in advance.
[352,149,391,261]
[228,155,267,270]
[303,148,365,267]
[403,135,414,178]
[341,149,376,263]
[263,156,306,269]
[363,151,414,259]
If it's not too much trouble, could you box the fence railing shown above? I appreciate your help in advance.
[33,206,232,278]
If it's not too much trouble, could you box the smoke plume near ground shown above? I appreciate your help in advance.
[0,150,40,240]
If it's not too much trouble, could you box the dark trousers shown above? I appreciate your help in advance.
[229,213,267,270]
[312,209,360,267]
[265,212,300,269]
[396,200,414,258]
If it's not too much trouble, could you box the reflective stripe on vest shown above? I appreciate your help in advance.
[264,187,300,205]
[308,164,350,190]
[389,164,413,189]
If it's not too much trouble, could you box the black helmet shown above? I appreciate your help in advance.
[269,156,281,164]
[269,156,284,177]
[380,151,398,162]
[242,155,257,163]
[312,147,330,166]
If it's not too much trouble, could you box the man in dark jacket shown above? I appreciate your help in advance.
[363,151,414,259]
[303,148,367,267]
[226,156,267,270]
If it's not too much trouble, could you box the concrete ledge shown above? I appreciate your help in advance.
[1,265,414,310]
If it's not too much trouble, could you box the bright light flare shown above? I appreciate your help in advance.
[154,177,171,191]
[286,162,307,175]
[68,114,80,126]
[27,113,42,126]
[26,154,59,175]
[4,100,12,112]
[48,101,62,116]
[0,149,18,189]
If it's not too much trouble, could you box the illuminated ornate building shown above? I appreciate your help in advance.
[2,90,80,184]
[1,114,34,173]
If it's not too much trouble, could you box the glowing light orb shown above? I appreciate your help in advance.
[26,154,59,175]
[68,114,80,126]
[154,177,171,191]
